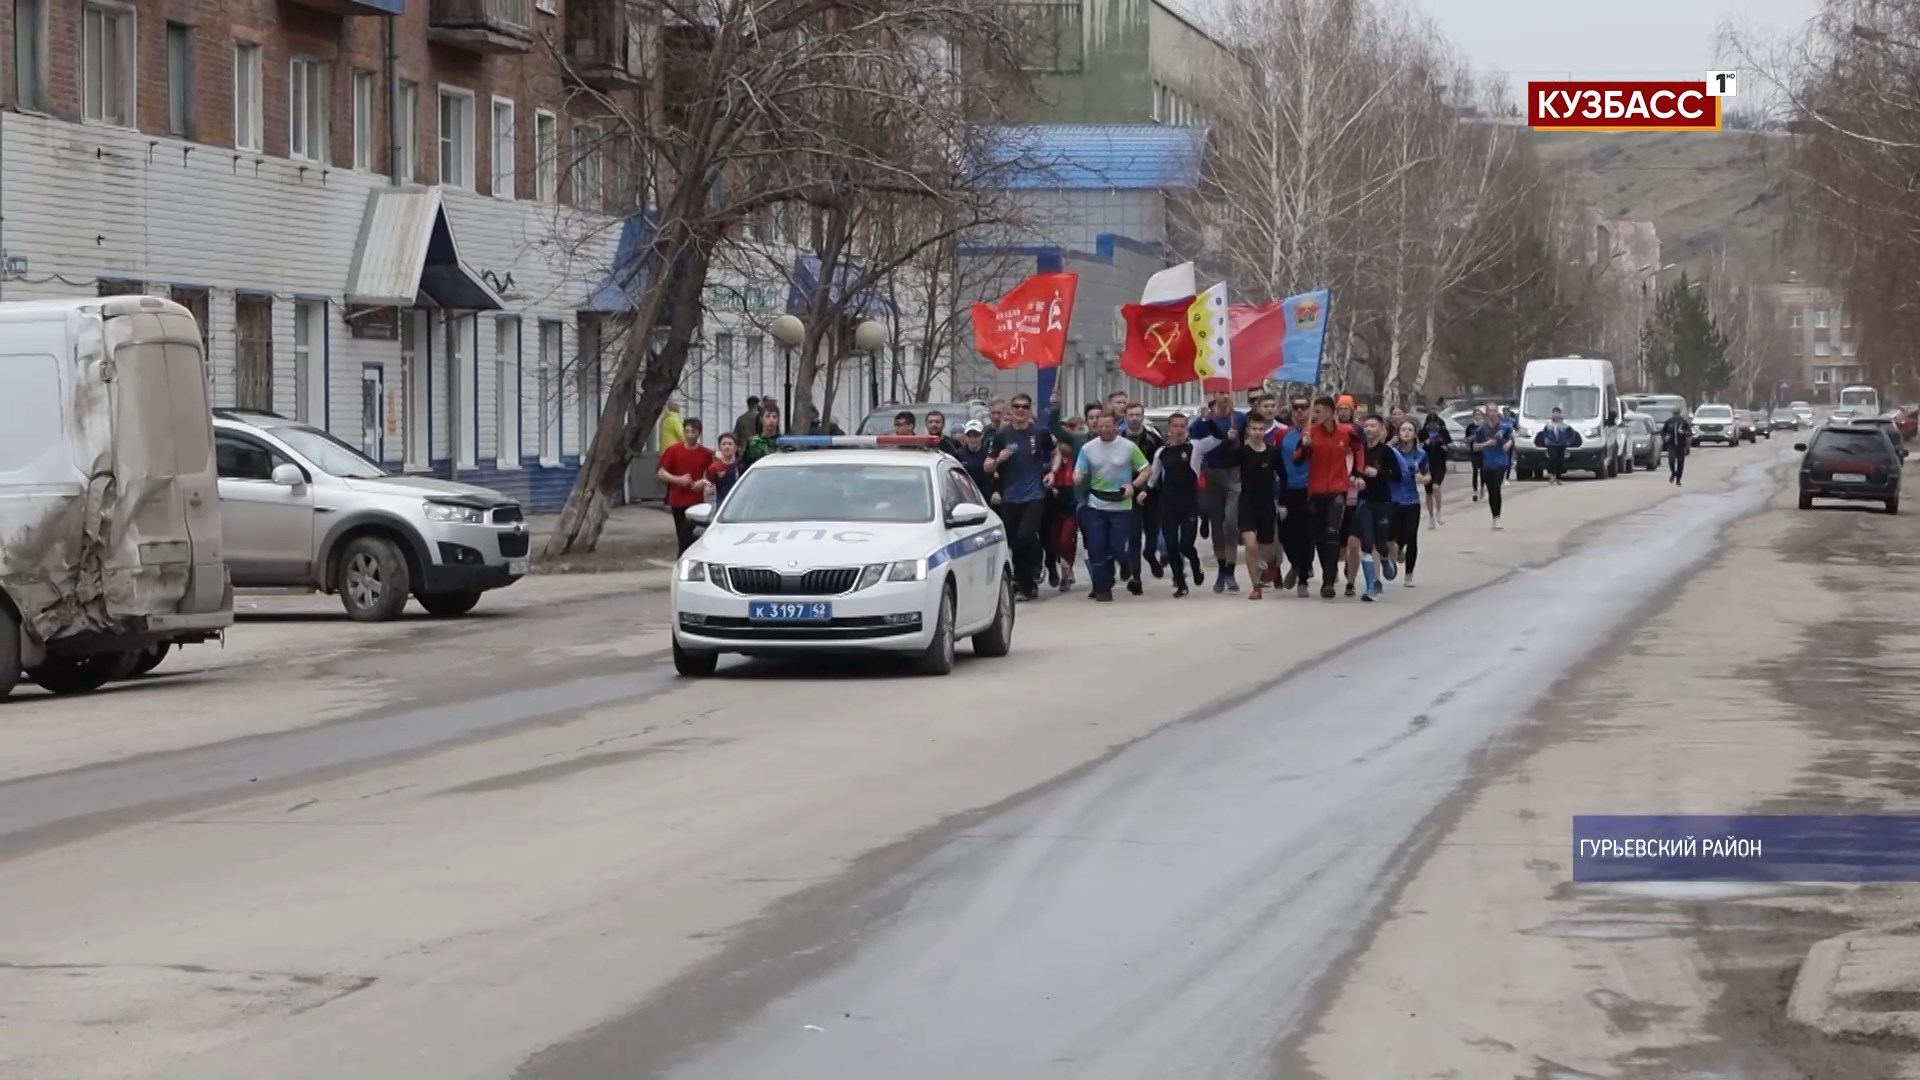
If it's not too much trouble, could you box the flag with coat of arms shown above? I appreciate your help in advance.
[1117,263,1233,388]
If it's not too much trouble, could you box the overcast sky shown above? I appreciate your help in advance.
[1413,0,1823,102]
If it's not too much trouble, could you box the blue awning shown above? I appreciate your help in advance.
[785,254,893,318]
[583,213,667,318]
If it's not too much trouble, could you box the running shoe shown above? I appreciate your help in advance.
[1047,563,1060,588]
[1149,556,1165,579]
[1225,576,1241,593]
[1491,519,1503,531]
[1369,579,1383,598]
[1382,558,1398,581]
[1191,561,1206,587]
[1405,573,1415,587]
[1345,581,1356,597]
[1282,568,1297,589]
[1213,574,1228,595]
[1361,590,1375,602]
[1296,581,1310,598]
[1093,590,1114,602]
[1249,586,1264,600]
[1174,585,1188,598]
[1127,577,1144,596]
[1320,582,1336,599]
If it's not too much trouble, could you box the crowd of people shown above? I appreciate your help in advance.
[653,388,1557,604]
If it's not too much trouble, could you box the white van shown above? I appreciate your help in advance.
[1513,356,1629,479]
[0,296,233,696]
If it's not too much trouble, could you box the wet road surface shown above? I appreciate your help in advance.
[518,463,1785,1079]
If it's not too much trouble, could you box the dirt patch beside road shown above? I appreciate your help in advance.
[1297,479,1920,1079]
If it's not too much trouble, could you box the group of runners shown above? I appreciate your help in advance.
[933,388,1527,604]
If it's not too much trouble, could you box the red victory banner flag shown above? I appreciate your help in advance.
[1119,298,1200,388]
[1204,301,1285,393]
[971,272,1078,370]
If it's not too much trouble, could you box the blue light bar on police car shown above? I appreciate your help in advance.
[774,435,944,449]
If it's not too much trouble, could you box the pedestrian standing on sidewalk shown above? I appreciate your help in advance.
[707,433,744,506]
[1124,403,1167,584]
[1148,412,1204,596]
[1420,411,1451,527]
[1074,412,1152,602]
[1389,421,1430,587]
[1474,404,1515,529]
[1189,392,1248,593]
[1278,395,1315,595]
[1293,396,1367,599]
[657,418,715,554]
[986,393,1054,600]
[1534,406,1583,485]
[1234,414,1285,600]
[1355,416,1402,601]
[1662,411,1693,485]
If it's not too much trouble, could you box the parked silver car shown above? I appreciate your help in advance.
[1625,412,1662,470]
[212,409,531,621]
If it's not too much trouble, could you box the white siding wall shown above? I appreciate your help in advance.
[0,112,618,469]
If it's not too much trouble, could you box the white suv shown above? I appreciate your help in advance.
[211,410,531,621]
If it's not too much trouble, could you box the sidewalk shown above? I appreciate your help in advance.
[529,500,681,573]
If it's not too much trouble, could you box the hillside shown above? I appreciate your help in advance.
[1527,129,1809,278]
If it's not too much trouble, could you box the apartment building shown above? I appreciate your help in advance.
[2,0,646,506]
[1764,278,1865,401]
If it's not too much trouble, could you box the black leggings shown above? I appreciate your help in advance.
[1471,453,1485,492]
[1670,450,1687,481]
[1392,503,1421,573]
[1310,494,1347,582]
[1481,467,1505,517]
[1160,514,1200,585]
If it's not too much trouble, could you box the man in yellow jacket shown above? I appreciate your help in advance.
[658,402,684,451]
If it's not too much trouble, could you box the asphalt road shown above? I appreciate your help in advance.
[5,436,1903,1080]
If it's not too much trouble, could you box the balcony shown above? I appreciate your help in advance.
[285,0,405,15]
[565,0,649,88]
[429,0,533,53]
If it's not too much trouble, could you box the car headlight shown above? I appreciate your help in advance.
[422,500,486,524]
[676,559,707,582]
[886,558,928,582]
[855,563,888,590]
[1583,426,1601,438]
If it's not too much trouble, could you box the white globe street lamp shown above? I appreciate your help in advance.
[768,314,806,426]
[853,319,887,414]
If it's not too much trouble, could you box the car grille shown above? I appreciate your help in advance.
[492,506,524,525]
[498,533,531,558]
[681,614,920,641]
[724,567,861,595]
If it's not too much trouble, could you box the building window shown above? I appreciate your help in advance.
[397,81,418,183]
[1843,310,1853,328]
[1814,340,1832,357]
[1014,1,1084,72]
[289,58,329,163]
[495,316,521,466]
[1815,368,1833,384]
[165,23,192,137]
[538,320,564,464]
[1842,341,1857,356]
[1788,311,1802,328]
[235,294,274,412]
[491,97,515,199]
[233,42,263,151]
[81,3,135,127]
[1816,309,1831,328]
[1792,338,1804,357]
[97,278,143,296]
[570,121,602,211]
[438,87,475,189]
[14,0,48,110]
[352,70,374,170]
[534,110,558,202]
[293,300,326,423]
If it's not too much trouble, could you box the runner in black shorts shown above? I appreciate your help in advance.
[1234,415,1284,600]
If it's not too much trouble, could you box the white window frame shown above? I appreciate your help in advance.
[538,321,564,466]
[1788,312,1802,328]
[495,316,521,468]
[293,300,327,424]
[351,70,374,170]
[438,85,476,190]
[490,96,516,199]
[570,120,602,212]
[1816,309,1831,328]
[1814,340,1832,357]
[397,81,418,184]
[533,109,558,203]
[81,2,136,129]
[233,41,263,151]
[1842,341,1857,356]
[289,57,329,164]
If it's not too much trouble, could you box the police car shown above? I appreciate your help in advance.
[670,435,1014,677]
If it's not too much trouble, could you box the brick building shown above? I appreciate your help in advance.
[1762,277,1866,402]
[2,0,644,506]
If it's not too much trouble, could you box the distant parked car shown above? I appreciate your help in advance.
[1798,423,1902,514]
[1894,405,1919,440]
[1790,401,1815,426]
[1858,414,1907,457]
[857,401,990,436]
[1733,410,1765,442]
[1626,413,1662,470]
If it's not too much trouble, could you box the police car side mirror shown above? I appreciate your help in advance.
[947,502,991,528]
[684,503,714,529]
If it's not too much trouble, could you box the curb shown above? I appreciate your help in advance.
[1788,924,1920,1045]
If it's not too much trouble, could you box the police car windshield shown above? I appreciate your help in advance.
[718,463,935,524]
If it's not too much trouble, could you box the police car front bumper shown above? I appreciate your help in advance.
[671,577,940,655]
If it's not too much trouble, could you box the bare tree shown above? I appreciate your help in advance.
[537,0,1033,555]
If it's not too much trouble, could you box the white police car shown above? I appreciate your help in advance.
[670,435,1014,676]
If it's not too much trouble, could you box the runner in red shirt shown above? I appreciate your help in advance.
[657,418,715,554]
[1292,396,1367,598]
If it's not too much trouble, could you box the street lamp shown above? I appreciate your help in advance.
[853,318,887,418]
[769,313,805,427]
